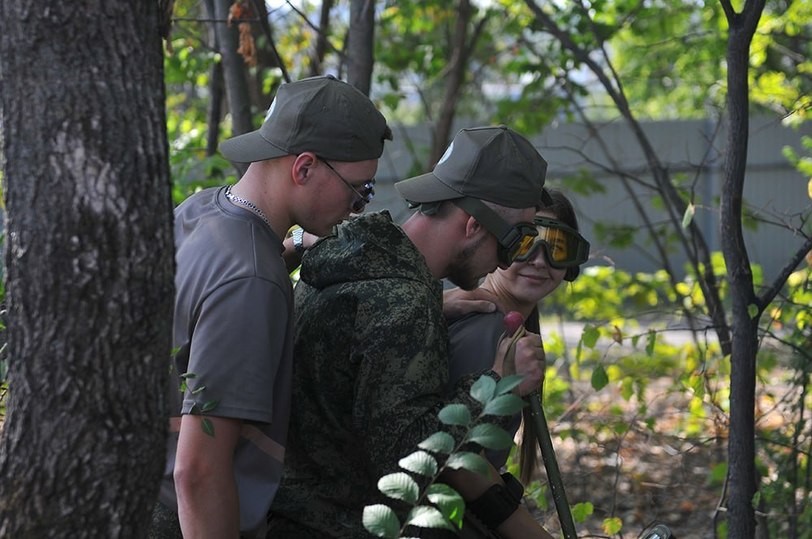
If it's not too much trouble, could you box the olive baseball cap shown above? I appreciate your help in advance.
[394,126,547,209]
[220,75,392,163]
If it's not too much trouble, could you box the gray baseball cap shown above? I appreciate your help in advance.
[220,75,392,163]
[394,126,547,209]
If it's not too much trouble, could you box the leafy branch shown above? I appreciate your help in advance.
[363,373,527,538]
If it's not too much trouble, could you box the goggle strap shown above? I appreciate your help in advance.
[452,197,520,249]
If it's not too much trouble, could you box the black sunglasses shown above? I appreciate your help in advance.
[452,197,538,266]
[319,158,376,213]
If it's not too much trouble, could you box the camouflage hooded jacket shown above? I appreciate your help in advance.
[271,211,496,537]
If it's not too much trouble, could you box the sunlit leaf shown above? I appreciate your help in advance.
[582,325,599,348]
[470,374,496,404]
[466,423,514,450]
[399,451,438,477]
[482,394,526,416]
[363,504,400,538]
[405,505,454,530]
[495,374,524,395]
[418,432,456,454]
[445,451,490,476]
[378,473,419,504]
[438,404,471,426]
[603,516,623,534]
[571,502,594,523]
[426,484,465,529]
[682,203,696,228]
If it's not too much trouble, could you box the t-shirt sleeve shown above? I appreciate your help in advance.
[181,276,290,424]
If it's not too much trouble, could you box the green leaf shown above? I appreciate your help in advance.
[363,504,400,538]
[470,374,496,404]
[748,303,759,319]
[495,374,524,395]
[378,473,419,504]
[200,400,219,413]
[404,505,454,530]
[201,417,215,437]
[398,451,438,477]
[191,385,206,394]
[582,325,600,348]
[179,372,196,379]
[603,516,623,535]
[418,432,456,454]
[571,501,594,523]
[645,330,657,357]
[466,423,514,450]
[591,365,609,390]
[445,451,490,476]
[426,484,465,529]
[482,394,526,416]
[682,203,696,228]
[438,403,471,426]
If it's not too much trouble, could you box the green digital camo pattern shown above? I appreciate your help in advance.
[270,211,504,538]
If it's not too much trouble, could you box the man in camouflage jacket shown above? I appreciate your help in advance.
[270,127,555,539]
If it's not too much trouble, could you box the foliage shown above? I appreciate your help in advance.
[516,260,812,535]
[363,374,526,538]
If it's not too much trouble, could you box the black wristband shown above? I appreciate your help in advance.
[467,483,520,530]
[500,472,524,504]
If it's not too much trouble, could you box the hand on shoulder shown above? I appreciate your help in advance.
[443,287,502,320]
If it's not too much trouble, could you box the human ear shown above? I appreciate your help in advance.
[464,215,486,240]
[292,152,318,185]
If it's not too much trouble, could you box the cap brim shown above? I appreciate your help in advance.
[220,131,289,163]
[394,172,464,204]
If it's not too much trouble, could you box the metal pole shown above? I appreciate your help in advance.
[528,390,577,539]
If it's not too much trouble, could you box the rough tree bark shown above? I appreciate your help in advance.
[347,0,376,96]
[719,1,767,537]
[0,1,174,537]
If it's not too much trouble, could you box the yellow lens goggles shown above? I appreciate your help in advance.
[515,217,590,268]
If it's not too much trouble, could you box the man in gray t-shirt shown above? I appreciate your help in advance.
[150,75,391,539]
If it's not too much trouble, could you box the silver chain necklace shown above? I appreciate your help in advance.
[225,186,271,229]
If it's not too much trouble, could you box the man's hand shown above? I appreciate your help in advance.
[442,287,501,320]
[493,328,545,396]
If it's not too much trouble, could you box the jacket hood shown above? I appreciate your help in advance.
[300,211,434,290]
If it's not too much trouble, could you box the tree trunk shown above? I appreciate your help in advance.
[0,1,174,537]
[214,0,254,177]
[204,0,226,157]
[347,0,375,96]
[429,0,476,169]
[720,1,767,537]
[310,0,335,78]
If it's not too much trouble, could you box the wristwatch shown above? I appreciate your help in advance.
[292,227,305,254]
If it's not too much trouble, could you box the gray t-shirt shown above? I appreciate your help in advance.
[159,186,293,538]
[447,311,521,469]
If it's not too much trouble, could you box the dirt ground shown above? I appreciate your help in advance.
[0,370,789,539]
[524,376,736,539]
